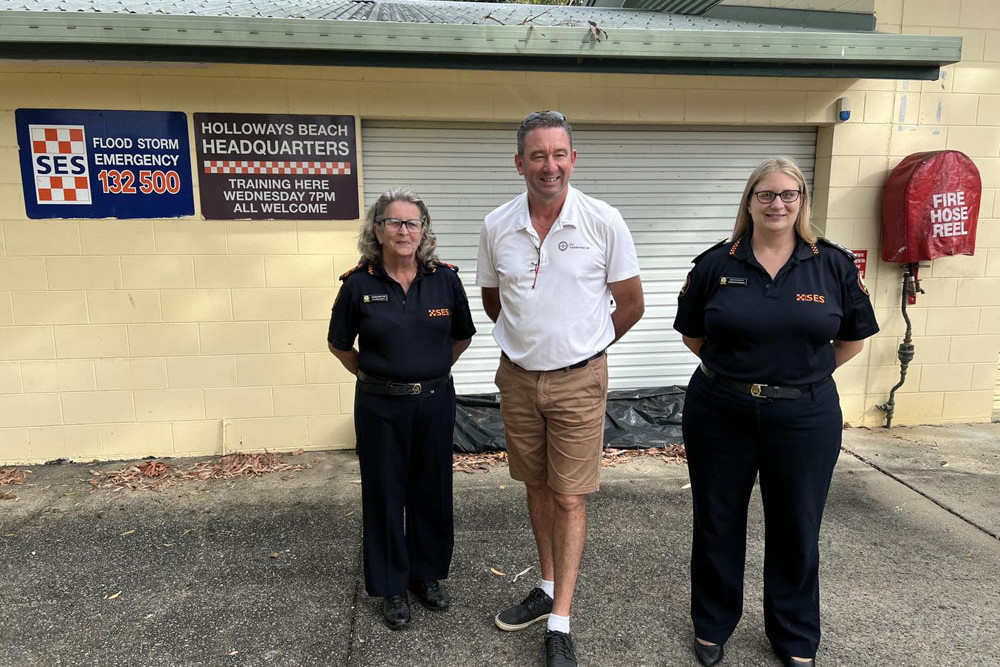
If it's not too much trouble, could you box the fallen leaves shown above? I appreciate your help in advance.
[601,444,686,467]
[0,468,31,486]
[105,591,121,600]
[490,565,534,582]
[453,452,507,473]
[587,20,608,42]
[92,452,306,491]
[452,446,686,474]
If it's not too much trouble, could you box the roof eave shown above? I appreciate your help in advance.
[0,12,962,80]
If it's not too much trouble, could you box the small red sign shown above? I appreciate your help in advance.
[852,249,868,278]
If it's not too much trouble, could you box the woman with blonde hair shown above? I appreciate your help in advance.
[673,158,878,666]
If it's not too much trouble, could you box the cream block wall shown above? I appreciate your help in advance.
[861,0,1000,425]
[0,3,995,462]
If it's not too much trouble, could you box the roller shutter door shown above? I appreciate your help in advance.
[360,123,816,394]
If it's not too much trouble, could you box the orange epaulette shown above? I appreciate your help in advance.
[433,261,460,273]
[339,260,367,282]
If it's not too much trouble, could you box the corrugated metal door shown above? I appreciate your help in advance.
[360,123,816,394]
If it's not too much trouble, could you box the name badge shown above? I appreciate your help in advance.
[363,294,389,303]
[719,277,748,287]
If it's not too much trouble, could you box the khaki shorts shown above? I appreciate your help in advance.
[494,354,609,495]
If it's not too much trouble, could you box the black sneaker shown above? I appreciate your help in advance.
[545,630,577,667]
[381,594,410,631]
[409,580,449,611]
[495,587,553,631]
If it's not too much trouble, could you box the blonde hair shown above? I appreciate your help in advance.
[732,157,817,243]
[358,187,439,268]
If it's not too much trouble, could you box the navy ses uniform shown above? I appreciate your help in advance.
[673,235,878,660]
[328,260,476,597]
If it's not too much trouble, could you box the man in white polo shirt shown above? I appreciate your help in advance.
[476,110,644,667]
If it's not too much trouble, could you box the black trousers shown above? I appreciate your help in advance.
[682,366,842,660]
[355,379,456,597]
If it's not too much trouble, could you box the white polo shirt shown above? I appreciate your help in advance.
[476,185,640,371]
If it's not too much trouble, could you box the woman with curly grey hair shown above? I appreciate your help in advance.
[327,187,476,631]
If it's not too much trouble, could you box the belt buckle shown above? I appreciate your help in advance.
[750,383,764,397]
[411,383,422,395]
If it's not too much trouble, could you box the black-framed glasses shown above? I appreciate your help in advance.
[378,218,423,232]
[753,190,802,204]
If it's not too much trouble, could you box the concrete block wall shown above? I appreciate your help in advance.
[858,0,1000,424]
[0,2,995,463]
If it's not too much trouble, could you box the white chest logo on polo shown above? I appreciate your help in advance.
[557,241,591,251]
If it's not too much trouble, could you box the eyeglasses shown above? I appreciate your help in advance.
[753,190,802,204]
[378,218,423,232]
[521,110,566,125]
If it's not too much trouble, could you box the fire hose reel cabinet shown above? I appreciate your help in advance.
[882,150,981,263]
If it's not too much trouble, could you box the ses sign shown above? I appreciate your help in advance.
[16,109,194,219]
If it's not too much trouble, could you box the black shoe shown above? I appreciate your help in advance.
[694,639,724,666]
[409,580,449,611]
[784,659,814,667]
[495,587,554,631]
[544,630,577,667]
[381,594,410,630]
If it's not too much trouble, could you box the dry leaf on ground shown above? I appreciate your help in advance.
[0,468,31,486]
[453,451,507,473]
[93,452,306,491]
[452,445,686,473]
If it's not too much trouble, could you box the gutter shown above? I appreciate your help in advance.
[0,11,962,79]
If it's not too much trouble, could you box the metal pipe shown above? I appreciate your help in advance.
[876,263,917,427]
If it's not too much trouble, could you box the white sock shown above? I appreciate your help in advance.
[547,613,570,634]
[539,579,555,599]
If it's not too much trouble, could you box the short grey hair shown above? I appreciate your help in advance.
[517,110,573,156]
[358,187,439,268]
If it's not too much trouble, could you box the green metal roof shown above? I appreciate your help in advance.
[0,0,962,79]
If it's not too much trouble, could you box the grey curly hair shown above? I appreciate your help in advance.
[358,187,439,268]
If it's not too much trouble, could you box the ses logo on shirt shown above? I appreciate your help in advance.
[557,241,591,252]
[796,293,826,303]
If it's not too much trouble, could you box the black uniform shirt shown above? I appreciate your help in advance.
[674,234,879,386]
[328,260,477,382]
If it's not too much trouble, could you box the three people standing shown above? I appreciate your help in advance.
[330,117,877,667]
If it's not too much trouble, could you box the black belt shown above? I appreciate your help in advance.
[357,370,451,396]
[502,349,606,372]
[698,363,826,400]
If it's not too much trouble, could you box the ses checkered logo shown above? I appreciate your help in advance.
[28,125,91,204]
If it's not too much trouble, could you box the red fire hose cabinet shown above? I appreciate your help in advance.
[882,150,981,263]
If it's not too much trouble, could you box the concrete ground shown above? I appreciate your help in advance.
[1,422,998,667]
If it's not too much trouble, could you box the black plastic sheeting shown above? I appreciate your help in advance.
[454,386,686,453]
